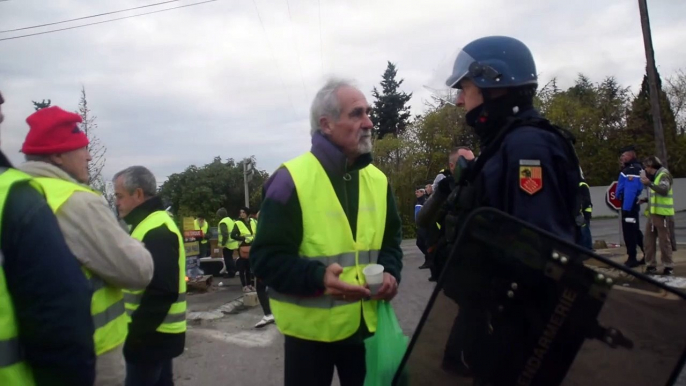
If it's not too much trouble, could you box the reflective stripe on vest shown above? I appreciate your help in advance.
[578,181,592,213]
[33,177,128,355]
[218,217,239,250]
[649,171,674,216]
[0,169,37,385]
[268,152,387,343]
[124,211,187,334]
[194,219,209,244]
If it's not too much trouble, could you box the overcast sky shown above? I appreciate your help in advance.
[1,0,685,184]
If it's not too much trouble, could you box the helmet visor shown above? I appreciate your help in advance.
[445,50,476,89]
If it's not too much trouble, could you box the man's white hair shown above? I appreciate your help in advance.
[310,78,357,136]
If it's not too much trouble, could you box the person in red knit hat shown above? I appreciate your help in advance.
[19,105,154,386]
[21,106,92,183]
[0,93,97,385]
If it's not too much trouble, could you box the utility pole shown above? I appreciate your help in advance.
[243,158,254,208]
[638,0,669,168]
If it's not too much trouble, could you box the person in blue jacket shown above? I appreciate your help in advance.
[434,36,582,382]
[616,145,646,267]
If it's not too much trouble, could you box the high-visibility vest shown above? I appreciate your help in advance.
[268,152,386,343]
[579,181,592,213]
[649,170,675,216]
[193,219,209,244]
[218,217,239,249]
[0,169,38,386]
[124,211,187,334]
[33,177,128,356]
[235,219,255,244]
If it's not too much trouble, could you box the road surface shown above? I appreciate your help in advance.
[176,238,686,385]
[592,211,686,245]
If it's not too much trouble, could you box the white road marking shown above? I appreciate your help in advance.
[651,276,686,289]
[188,326,280,348]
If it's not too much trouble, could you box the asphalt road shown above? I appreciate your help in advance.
[176,239,686,385]
[591,211,686,245]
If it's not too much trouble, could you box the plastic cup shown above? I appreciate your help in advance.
[363,264,384,295]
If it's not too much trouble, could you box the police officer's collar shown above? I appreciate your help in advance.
[123,196,165,229]
[311,131,373,176]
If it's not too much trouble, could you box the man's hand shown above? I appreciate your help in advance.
[324,263,370,301]
[371,272,398,301]
[640,175,651,185]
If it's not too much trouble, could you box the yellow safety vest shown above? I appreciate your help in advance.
[33,177,128,356]
[235,219,255,244]
[193,219,209,244]
[269,152,386,343]
[649,170,674,216]
[0,169,37,385]
[579,181,592,213]
[218,217,239,249]
[124,210,187,334]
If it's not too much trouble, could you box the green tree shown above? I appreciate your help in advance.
[158,156,269,228]
[32,99,51,110]
[370,61,413,139]
[626,71,683,175]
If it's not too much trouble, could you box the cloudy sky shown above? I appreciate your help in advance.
[1,0,685,184]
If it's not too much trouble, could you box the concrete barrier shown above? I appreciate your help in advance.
[590,178,686,218]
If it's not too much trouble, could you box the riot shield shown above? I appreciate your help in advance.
[394,207,686,386]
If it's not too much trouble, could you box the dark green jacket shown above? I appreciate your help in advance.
[250,132,403,297]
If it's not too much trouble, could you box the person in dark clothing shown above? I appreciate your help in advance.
[250,79,403,386]
[114,166,185,386]
[576,171,594,250]
[0,92,95,386]
[419,36,581,383]
[216,208,237,278]
[617,145,646,267]
[231,207,256,292]
[415,188,430,269]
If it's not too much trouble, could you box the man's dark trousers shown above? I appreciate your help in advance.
[622,206,644,262]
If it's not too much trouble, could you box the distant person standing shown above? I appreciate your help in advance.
[616,145,645,267]
[576,168,593,250]
[415,188,429,269]
[640,156,675,275]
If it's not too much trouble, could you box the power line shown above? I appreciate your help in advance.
[285,0,309,100]
[251,0,299,118]
[0,0,218,42]
[0,0,180,34]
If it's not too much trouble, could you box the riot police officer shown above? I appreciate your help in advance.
[617,145,646,267]
[439,35,581,382]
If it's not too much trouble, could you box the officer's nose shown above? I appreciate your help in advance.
[455,89,465,107]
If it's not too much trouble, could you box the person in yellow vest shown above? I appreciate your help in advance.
[640,156,675,276]
[251,78,403,386]
[216,207,238,278]
[0,91,96,385]
[193,216,210,258]
[113,166,186,386]
[18,105,155,386]
[231,206,257,292]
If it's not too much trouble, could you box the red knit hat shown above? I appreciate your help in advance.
[22,106,89,155]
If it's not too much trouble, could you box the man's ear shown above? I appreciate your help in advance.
[319,116,334,135]
[49,153,63,166]
[135,187,145,200]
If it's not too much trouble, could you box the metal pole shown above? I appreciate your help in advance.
[243,161,250,208]
[638,0,669,167]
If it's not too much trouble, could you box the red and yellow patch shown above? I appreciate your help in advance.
[519,165,543,195]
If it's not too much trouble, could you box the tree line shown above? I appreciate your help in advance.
[370,62,686,237]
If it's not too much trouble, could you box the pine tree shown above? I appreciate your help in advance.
[371,62,412,139]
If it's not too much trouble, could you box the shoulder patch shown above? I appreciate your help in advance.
[519,160,543,195]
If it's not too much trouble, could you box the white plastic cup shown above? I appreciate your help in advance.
[363,264,384,295]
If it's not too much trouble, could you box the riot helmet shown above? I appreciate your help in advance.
[445,36,538,90]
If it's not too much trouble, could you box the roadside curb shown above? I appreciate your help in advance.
[187,294,246,322]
